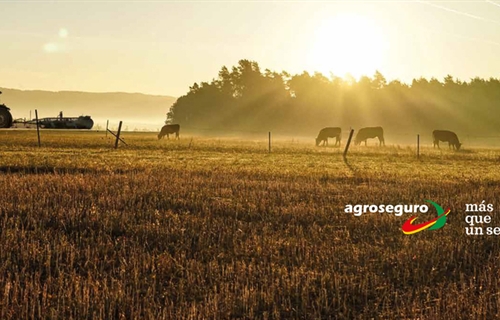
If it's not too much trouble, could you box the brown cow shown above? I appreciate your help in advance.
[316,127,341,146]
[354,127,385,146]
[158,124,180,140]
[433,130,461,150]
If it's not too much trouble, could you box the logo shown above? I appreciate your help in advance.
[401,200,450,235]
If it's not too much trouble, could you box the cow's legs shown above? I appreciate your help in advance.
[365,140,367,146]
[167,133,170,140]
[326,138,328,147]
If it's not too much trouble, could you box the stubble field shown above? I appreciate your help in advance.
[0,130,499,319]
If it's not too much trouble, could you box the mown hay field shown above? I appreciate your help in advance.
[0,130,499,319]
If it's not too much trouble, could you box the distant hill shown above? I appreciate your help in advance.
[0,88,177,131]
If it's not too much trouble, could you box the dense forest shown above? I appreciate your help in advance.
[168,60,500,138]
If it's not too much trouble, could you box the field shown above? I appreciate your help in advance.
[0,130,499,319]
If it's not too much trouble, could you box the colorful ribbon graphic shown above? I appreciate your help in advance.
[401,200,450,235]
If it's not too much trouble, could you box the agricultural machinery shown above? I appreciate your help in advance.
[0,91,13,128]
[0,91,94,129]
[30,112,94,129]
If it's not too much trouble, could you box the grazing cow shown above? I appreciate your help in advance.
[433,130,461,150]
[354,127,385,146]
[316,127,341,147]
[158,124,180,140]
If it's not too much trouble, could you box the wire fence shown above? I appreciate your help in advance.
[6,122,500,153]
[172,126,500,145]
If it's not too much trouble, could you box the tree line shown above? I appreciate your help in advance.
[168,59,500,137]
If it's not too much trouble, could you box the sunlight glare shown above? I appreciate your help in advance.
[309,14,387,79]
[59,28,69,38]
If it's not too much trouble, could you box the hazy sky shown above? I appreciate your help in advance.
[2,0,500,96]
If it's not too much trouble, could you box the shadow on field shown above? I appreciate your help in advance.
[343,156,358,174]
[457,149,476,154]
[0,166,130,175]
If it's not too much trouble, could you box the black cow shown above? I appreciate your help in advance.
[316,127,341,146]
[158,124,180,140]
[354,127,385,146]
[433,130,461,150]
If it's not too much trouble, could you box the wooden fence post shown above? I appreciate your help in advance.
[115,121,123,149]
[417,134,420,159]
[106,120,109,137]
[269,131,271,153]
[343,129,354,158]
[35,109,41,147]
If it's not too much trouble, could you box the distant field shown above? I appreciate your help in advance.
[0,130,499,319]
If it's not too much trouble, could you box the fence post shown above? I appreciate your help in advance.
[115,121,123,149]
[417,134,420,159]
[35,109,41,147]
[343,129,354,158]
[106,120,109,137]
[268,131,271,153]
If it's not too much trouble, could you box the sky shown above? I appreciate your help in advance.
[2,0,500,97]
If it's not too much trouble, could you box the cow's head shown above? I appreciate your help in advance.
[315,138,321,146]
[457,143,462,150]
[157,132,163,140]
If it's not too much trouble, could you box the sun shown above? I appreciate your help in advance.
[309,14,387,79]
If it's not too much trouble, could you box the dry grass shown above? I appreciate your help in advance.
[0,130,499,319]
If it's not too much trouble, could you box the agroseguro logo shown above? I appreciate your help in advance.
[345,200,450,235]
[401,200,450,234]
